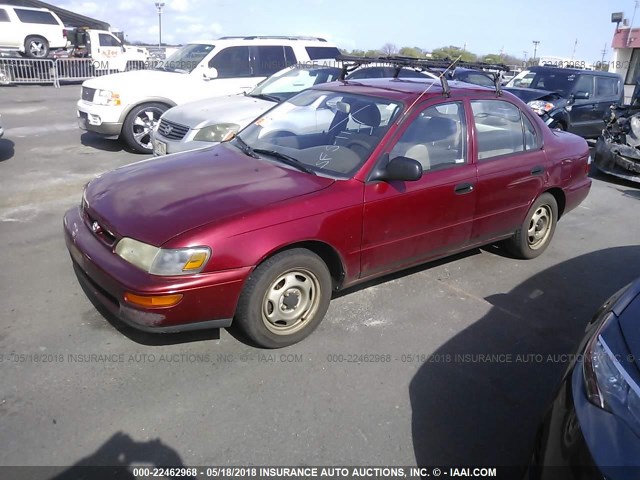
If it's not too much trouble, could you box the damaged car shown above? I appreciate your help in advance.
[505,66,623,138]
[594,84,640,183]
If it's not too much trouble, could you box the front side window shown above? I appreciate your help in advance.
[573,75,594,97]
[390,102,466,172]
[471,100,539,160]
[14,9,58,25]
[98,34,121,47]
[209,46,251,78]
[162,43,214,73]
[235,89,402,178]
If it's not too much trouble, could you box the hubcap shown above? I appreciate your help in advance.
[262,269,321,336]
[29,41,45,58]
[527,205,552,250]
[132,107,164,150]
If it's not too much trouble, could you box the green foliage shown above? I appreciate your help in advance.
[431,46,477,62]
[398,46,424,58]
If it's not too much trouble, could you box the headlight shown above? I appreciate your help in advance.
[527,100,555,116]
[93,89,121,106]
[193,123,240,142]
[115,237,210,275]
[630,115,640,138]
[583,312,640,437]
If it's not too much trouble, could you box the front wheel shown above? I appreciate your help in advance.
[235,249,332,348]
[121,102,168,153]
[505,193,558,259]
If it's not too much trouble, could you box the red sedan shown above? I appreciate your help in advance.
[64,69,591,348]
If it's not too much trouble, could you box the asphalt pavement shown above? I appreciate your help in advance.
[1,85,639,476]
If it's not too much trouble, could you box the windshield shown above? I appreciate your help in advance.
[236,89,402,178]
[160,44,214,73]
[507,69,577,97]
[250,65,342,102]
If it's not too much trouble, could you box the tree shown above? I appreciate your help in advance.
[380,43,398,56]
[430,45,477,62]
[398,46,424,58]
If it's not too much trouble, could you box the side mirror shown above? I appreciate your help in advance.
[370,155,423,182]
[572,91,590,101]
[203,67,218,80]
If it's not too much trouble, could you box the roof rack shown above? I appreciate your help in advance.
[335,55,510,97]
[218,35,327,42]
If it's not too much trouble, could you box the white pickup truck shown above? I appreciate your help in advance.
[76,36,340,153]
[62,28,149,73]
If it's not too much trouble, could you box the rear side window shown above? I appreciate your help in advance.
[0,9,9,22]
[458,72,494,87]
[305,46,341,60]
[209,46,251,78]
[471,100,539,160]
[252,46,296,76]
[14,9,59,25]
[595,77,620,98]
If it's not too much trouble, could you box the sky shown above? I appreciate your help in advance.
[51,0,636,62]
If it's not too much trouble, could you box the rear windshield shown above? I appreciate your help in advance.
[15,8,59,25]
[305,46,341,60]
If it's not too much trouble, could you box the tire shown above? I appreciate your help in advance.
[24,36,49,59]
[121,102,169,153]
[505,193,558,259]
[235,248,332,348]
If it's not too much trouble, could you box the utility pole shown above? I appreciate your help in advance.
[532,40,540,64]
[600,43,607,70]
[571,38,578,61]
[155,2,165,49]
[523,50,528,65]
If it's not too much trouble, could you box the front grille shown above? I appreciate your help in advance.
[157,118,190,141]
[81,86,96,102]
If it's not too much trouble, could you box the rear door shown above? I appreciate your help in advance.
[470,99,546,242]
[593,76,623,135]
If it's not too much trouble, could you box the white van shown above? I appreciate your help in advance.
[0,4,67,58]
[76,36,340,153]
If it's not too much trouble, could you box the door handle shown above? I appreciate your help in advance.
[454,183,474,195]
[531,166,544,176]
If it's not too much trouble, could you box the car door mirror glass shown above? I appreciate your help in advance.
[572,91,590,100]
[371,156,422,182]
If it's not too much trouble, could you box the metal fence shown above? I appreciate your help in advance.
[0,57,154,87]
[0,58,56,86]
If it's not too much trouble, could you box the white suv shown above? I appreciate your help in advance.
[0,4,67,58]
[76,36,341,153]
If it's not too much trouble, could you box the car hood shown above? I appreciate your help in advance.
[84,143,334,246]
[161,94,275,130]
[616,284,640,371]
[505,87,565,104]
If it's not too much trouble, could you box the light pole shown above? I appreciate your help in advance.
[155,2,164,50]
[532,40,540,65]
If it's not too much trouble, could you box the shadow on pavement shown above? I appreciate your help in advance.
[410,246,640,474]
[80,132,136,154]
[48,432,195,480]
[0,138,15,162]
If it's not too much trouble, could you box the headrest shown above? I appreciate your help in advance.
[350,102,381,128]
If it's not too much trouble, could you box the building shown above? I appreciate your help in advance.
[610,18,640,102]
[2,0,110,30]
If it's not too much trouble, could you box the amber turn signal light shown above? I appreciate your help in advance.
[124,292,183,308]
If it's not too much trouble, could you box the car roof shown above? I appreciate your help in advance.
[187,37,334,46]
[311,77,499,103]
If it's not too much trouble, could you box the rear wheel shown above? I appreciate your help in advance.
[505,193,558,259]
[24,36,49,59]
[121,102,168,153]
[235,249,332,348]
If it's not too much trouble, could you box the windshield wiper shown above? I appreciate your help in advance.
[253,149,316,175]
[248,93,281,102]
[233,135,260,158]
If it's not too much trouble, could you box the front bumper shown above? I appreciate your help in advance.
[76,99,124,138]
[63,205,250,332]
[594,136,640,183]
